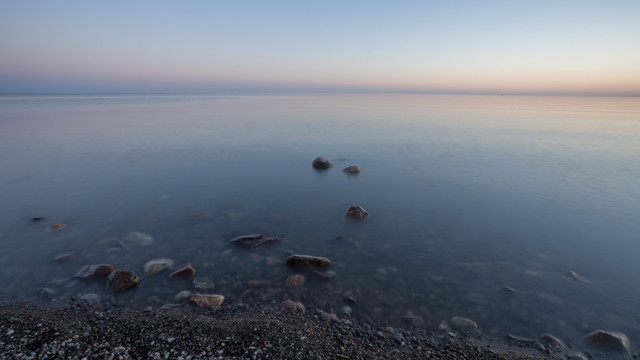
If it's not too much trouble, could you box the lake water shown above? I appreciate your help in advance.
[1,94,639,349]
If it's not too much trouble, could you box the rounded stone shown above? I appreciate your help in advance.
[451,316,478,331]
[343,165,361,174]
[312,157,332,169]
[584,330,630,352]
[189,294,224,307]
[280,299,305,313]
[107,270,140,292]
[344,205,369,220]
[144,258,174,275]
[284,274,306,288]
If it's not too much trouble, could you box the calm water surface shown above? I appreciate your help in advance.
[1,94,639,348]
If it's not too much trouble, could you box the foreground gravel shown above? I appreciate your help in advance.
[0,302,563,359]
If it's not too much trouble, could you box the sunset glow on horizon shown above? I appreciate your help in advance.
[1,1,639,95]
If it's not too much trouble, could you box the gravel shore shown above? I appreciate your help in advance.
[0,302,563,360]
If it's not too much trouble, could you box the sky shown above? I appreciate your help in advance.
[1,0,639,95]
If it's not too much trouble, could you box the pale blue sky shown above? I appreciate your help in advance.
[1,1,639,94]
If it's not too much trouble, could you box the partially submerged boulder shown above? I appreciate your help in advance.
[107,270,140,292]
[170,262,196,278]
[286,254,331,268]
[584,330,630,352]
[227,234,282,248]
[312,157,332,169]
[344,206,368,220]
[74,264,115,280]
[144,258,174,275]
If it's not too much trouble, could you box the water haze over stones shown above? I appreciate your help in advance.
[143,258,174,275]
[227,234,283,248]
[122,231,154,247]
[74,264,115,280]
[2,95,640,356]
[284,274,306,288]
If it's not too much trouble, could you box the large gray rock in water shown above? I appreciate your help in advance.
[584,330,630,352]
[286,254,331,268]
[107,270,140,292]
[74,264,115,280]
[227,234,282,248]
[312,157,332,169]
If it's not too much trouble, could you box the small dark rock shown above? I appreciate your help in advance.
[30,216,46,222]
[312,157,332,169]
[227,234,282,248]
[170,262,196,278]
[47,223,66,231]
[286,254,331,268]
[284,274,305,288]
[344,205,368,220]
[343,165,361,174]
[280,299,305,313]
[247,279,271,289]
[74,264,115,280]
[107,270,140,292]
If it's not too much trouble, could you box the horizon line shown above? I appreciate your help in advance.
[1,89,639,97]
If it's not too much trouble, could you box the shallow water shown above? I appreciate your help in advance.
[1,94,639,348]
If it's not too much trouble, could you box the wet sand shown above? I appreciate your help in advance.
[0,302,564,360]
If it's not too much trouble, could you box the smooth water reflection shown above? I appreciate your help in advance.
[1,94,639,348]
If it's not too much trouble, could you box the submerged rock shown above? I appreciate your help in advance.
[174,290,192,302]
[107,270,140,292]
[451,316,478,331]
[189,294,224,307]
[344,206,369,220]
[312,270,336,280]
[79,293,101,305]
[312,157,332,169]
[30,216,46,222]
[74,264,115,280]
[539,333,566,350]
[584,330,630,352]
[53,252,72,262]
[123,231,154,247]
[280,299,305,313]
[247,279,271,289]
[286,254,331,268]
[284,274,306,288]
[403,315,425,328]
[343,165,361,174]
[170,262,196,278]
[227,234,283,248]
[47,223,66,231]
[193,277,215,292]
[144,258,174,275]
